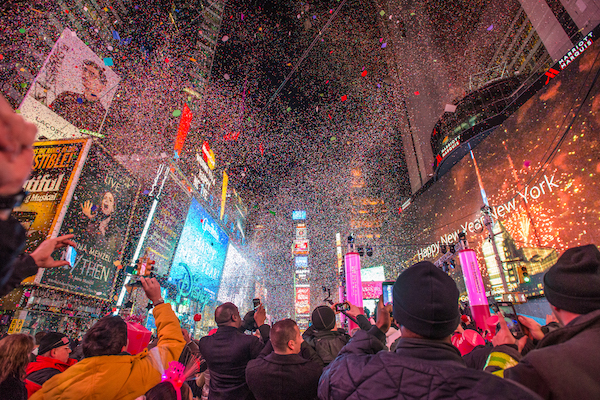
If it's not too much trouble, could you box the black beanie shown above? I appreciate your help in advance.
[311,306,336,331]
[38,332,70,355]
[544,244,600,314]
[393,261,460,339]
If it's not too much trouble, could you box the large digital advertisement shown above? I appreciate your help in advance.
[168,199,229,309]
[396,39,600,296]
[138,173,191,277]
[12,139,87,254]
[19,28,120,139]
[41,144,138,299]
[217,244,254,312]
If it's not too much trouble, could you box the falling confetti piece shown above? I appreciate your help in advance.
[173,109,182,117]
[524,160,531,167]
[0,55,3,60]
[20,83,27,88]
[341,95,347,101]
[107,45,113,51]
[381,42,387,48]
[286,107,292,112]
[222,35,229,42]
[410,12,416,16]
[76,97,83,104]
[380,10,385,16]
[224,73,230,80]
[241,13,244,20]
[487,24,494,31]
[361,70,368,77]
[330,136,336,142]
[19,28,26,33]
[103,57,114,66]
[414,91,420,95]
[190,57,197,62]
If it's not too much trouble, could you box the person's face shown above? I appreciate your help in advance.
[51,344,71,363]
[101,192,115,215]
[81,64,106,98]
[233,310,242,329]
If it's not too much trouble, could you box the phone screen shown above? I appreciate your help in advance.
[253,298,261,310]
[382,281,394,306]
[64,246,77,267]
[495,302,523,337]
[335,302,350,312]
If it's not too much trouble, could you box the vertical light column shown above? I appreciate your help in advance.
[458,249,491,331]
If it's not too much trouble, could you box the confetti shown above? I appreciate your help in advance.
[173,109,182,117]
[222,35,229,42]
[361,70,368,77]
[381,42,387,48]
[103,57,114,66]
[341,95,347,101]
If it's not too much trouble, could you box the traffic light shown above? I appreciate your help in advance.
[521,266,530,283]
[366,245,373,257]
[357,247,364,257]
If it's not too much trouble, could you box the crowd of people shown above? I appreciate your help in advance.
[0,98,599,399]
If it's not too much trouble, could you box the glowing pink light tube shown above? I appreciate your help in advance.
[458,249,490,331]
[344,252,363,308]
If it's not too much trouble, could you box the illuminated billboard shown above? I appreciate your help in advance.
[293,239,310,255]
[12,139,87,254]
[168,199,229,308]
[217,244,254,311]
[19,28,120,139]
[137,174,191,277]
[292,210,306,220]
[396,39,600,296]
[295,286,310,315]
[42,144,138,300]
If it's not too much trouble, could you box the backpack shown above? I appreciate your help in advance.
[306,330,349,365]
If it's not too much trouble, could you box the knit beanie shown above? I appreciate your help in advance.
[38,332,70,355]
[393,261,460,339]
[311,305,336,331]
[544,244,600,314]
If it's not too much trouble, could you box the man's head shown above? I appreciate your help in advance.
[311,305,336,331]
[38,332,71,363]
[82,315,127,357]
[393,261,460,340]
[215,302,241,328]
[34,331,46,347]
[81,60,107,100]
[271,319,302,355]
[544,244,600,322]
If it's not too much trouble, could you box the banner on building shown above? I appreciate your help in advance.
[41,144,138,299]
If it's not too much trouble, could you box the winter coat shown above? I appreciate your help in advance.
[246,341,323,400]
[318,328,542,400]
[487,309,600,400]
[198,325,269,400]
[0,374,27,400]
[304,329,349,366]
[24,356,77,396]
[0,216,37,297]
[29,303,185,400]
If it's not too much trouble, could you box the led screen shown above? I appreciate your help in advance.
[217,244,254,312]
[395,39,600,296]
[168,199,229,308]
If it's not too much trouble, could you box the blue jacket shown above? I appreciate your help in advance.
[318,328,541,400]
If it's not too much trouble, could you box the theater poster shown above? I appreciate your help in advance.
[12,139,88,256]
[40,144,138,300]
[19,28,120,140]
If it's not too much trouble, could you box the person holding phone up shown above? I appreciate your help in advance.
[485,244,600,400]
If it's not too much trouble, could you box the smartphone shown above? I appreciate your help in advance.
[253,298,261,310]
[382,281,394,306]
[491,301,526,337]
[62,246,77,267]
[334,302,350,312]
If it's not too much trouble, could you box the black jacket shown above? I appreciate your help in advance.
[501,309,600,400]
[318,328,542,400]
[0,216,36,297]
[304,314,372,366]
[246,341,323,400]
[198,325,269,400]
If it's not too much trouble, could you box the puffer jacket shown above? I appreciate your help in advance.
[486,309,600,400]
[318,328,542,400]
[29,303,185,400]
